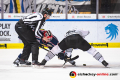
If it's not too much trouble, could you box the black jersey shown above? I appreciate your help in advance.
[21,12,45,39]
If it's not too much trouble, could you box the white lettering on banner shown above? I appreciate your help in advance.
[0,23,11,41]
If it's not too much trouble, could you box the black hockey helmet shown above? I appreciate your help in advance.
[42,8,52,16]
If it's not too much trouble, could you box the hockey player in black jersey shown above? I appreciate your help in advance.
[13,8,52,66]
[39,29,109,68]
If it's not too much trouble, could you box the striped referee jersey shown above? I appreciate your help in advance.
[21,12,45,39]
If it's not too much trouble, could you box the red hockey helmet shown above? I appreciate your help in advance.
[43,30,53,40]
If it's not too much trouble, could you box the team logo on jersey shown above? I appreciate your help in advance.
[47,44,53,47]
[105,23,119,41]
[69,71,77,78]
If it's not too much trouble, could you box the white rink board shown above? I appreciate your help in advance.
[43,21,97,42]
[0,21,120,43]
[97,21,120,42]
[43,21,120,42]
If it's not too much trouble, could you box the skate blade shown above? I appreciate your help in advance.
[32,65,40,68]
[32,65,44,69]
[62,64,66,68]
[73,64,76,66]
[39,65,44,69]
[13,63,19,67]
[20,64,31,67]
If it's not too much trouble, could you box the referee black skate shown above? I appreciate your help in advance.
[13,8,52,67]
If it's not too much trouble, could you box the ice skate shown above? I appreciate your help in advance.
[39,59,47,69]
[19,59,31,67]
[69,60,76,66]
[13,58,20,66]
[13,54,21,66]
[32,60,41,68]
[63,57,70,68]
[102,60,109,67]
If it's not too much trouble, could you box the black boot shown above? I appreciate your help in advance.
[32,60,41,65]
[40,59,47,65]
[13,58,20,66]
[13,54,22,66]
[102,60,108,67]
[39,59,47,68]
[69,61,76,66]
[19,59,31,66]
[32,60,41,68]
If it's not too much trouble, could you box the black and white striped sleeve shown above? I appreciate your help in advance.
[35,21,43,39]
[22,13,44,39]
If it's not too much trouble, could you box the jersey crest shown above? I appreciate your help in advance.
[66,30,77,37]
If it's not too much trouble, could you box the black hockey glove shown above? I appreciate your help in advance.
[64,55,71,62]
[58,52,65,60]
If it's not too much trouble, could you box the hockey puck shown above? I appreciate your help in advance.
[83,64,86,66]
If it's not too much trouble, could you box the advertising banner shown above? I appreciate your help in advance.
[0,21,20,43]
[68,14,96,19]
[0,20,120,48]
[4,13,96,19]
[44,21,120,43]
[4,13,29,19]
[99,14,120,19]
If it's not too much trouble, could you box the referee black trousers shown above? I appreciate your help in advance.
[15,20,39,61]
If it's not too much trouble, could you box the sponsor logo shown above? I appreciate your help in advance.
[51,15,61,19]
[90,43,108,47]
[0,44,7,48]
[107,16,120,19]
[69,71,77,78]
[13,15,26,18]
[69,71,118,78]
[105,23,119,41]
[8,15,11,18]
[77,15,91,18]
[102,16,105,18]
[47,44,53,47]
[52,16,60,18]
[72,15,75,18]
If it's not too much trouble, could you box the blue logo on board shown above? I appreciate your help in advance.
[105,23,119,41]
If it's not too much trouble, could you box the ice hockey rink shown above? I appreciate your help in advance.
[0,48,120,80]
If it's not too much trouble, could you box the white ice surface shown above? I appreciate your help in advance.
[0,48,120,80]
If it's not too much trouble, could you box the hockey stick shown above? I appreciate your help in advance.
[39,43,50,52]
[63,55,79,68]
[70,55,79,61]
[39,43,79,68]
[39,43,79,61]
